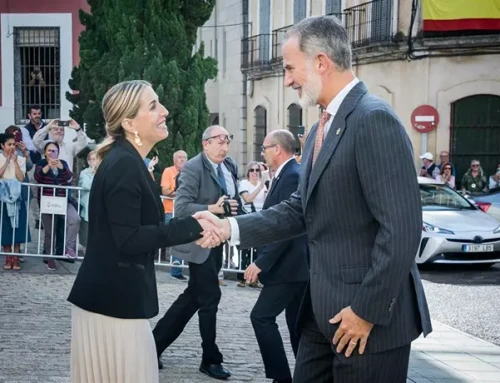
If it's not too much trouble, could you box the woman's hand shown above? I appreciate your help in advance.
[55,160,63,169]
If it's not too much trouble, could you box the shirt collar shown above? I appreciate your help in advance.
[325,78,360,118]
[274,156,295,179]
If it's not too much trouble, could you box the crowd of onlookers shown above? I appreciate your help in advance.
[3,108,499,274]
[419,150,500,194]
[1,105,93,271]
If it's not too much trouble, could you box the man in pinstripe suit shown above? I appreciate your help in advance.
[195,15,432,383]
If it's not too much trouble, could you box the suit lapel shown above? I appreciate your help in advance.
[264,159,295,208]
[118,138,163,219]
[304,82,368,207]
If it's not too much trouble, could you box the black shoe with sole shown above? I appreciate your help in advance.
[199,363,231,380]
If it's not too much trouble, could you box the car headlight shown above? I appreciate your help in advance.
[422,222,454,234]
[494,225,500,234]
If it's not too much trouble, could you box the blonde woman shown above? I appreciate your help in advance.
[67,80,221,383]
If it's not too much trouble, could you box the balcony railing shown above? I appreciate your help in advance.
[344,0,394,48]
[272,24,293,62]
[241,34,273,72]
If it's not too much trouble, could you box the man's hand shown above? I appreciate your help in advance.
[47,119,59,130]
[330,306,374,357]
[68,119,81,131]
[209,196,238,216]
[195,218,224,248]
[193,211,231,243]
[244,263,261,283]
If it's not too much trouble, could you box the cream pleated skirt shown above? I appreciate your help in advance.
[71,305,159,383]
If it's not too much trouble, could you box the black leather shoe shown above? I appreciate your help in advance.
[199,363,231,380]
[158,357,163,370]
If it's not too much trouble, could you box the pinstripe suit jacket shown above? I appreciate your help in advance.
[235,81,432,354]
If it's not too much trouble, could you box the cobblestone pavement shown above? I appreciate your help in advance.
[2,259,500,382]
[0,262,293,383]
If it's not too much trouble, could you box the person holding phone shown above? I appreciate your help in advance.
[33,119,88,172]
[34,142,81,270]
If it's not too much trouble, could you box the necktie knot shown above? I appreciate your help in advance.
[320,111,331,125]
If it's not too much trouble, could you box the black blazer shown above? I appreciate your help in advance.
[67,137,203,319]
[255,159,309,285]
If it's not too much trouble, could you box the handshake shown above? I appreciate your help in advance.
[192,211,232,249]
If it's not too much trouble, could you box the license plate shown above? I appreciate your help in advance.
[462,244,494,252]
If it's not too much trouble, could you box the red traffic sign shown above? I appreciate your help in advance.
[411,105,439,133]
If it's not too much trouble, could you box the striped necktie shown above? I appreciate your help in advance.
[312,111,331,166]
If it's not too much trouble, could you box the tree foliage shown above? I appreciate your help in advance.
[67,0,217,166]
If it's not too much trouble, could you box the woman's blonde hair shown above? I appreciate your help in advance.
[95,80,151,163]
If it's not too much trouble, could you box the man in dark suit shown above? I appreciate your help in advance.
[244,130,309,383]
[195,16,432,383]
[153,125,242,380]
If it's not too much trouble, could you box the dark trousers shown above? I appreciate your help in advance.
[293,310,411,383]
[251,282,306,380]
[153,246,224,364]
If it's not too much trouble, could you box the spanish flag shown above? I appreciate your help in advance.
[423,0,500,32]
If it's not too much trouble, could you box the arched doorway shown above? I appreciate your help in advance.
[450,95,500,184]
[254,106,267,161]
[287,103,302,151]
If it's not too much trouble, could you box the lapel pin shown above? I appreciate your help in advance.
[336,128,341,135]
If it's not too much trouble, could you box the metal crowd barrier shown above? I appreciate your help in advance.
[0,183,251,274]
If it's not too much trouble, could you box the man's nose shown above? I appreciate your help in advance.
[284,73,293,87]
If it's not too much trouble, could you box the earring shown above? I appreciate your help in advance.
[134,130,143,147]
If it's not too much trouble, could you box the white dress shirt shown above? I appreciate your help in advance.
[228,78,360,245]
[206,157,236,198]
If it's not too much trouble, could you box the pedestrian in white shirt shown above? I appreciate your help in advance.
[33,119,88,171]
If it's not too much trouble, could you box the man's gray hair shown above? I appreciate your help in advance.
[202,125,226,140]
[173,150,187,160]
[268,130,296,154]
[284,15,352,71]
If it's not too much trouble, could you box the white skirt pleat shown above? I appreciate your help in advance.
[70,305,159,383]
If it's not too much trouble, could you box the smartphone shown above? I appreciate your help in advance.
[298,125,305,136]
[14,133,22,143]
[58,120,70,127]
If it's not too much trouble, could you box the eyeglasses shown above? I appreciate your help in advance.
[471,164,480,167]
[46,149,59,153]
[205,134,233,143]
[261,144,277,152]
[249,168,261,173]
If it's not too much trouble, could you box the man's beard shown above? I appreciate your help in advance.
[298,62,323,108]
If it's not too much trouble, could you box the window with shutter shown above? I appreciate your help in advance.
[259,0,271,62]
[326,0,342,16]
[371,0,393,42]
[294,0,307,23]
[254,106,267,161]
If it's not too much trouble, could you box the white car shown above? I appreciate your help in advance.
[416,177,500,268]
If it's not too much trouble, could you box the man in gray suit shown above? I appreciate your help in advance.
[195,16,432,383]
[153,125,241,380]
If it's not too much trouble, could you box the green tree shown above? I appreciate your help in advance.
[67,0,217,167]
